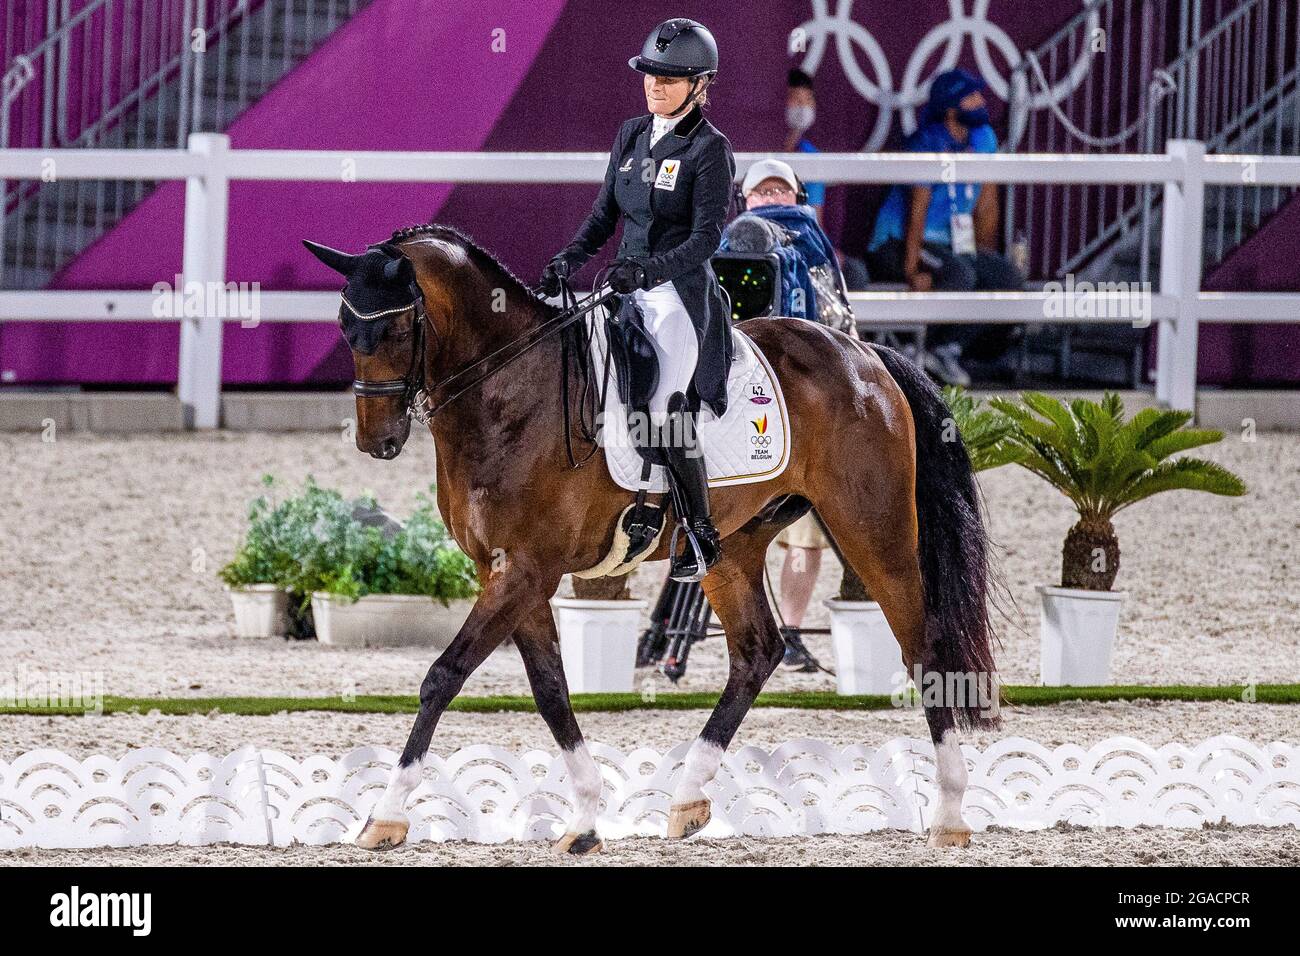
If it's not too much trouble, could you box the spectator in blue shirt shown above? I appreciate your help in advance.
[868,68,1024,386]
[786,68,870,290]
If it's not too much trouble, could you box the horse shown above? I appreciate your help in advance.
[303,223,1000,854]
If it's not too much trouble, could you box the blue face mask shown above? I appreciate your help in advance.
[957,106,990,129]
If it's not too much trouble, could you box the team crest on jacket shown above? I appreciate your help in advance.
[654,160,682,191]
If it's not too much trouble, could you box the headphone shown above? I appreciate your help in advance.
[792,174,810,206]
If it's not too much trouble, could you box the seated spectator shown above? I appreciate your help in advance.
[784,68,870,290]
[867,68,1025,386]
[722,158,856,336]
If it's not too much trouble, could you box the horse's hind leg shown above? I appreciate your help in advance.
[811,482,973,848]
[356,560,559,851]
[515,604,604,855]
[667,523,786,838]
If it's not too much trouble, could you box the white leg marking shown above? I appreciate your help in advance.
[672,739,725,806]
[931,730,969,833]
[562,742,602,834]
[371,761,422,823]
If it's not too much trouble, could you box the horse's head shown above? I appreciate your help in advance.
[304,239,421,459]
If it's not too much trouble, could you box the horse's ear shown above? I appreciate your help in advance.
[302,240,360,276]
[382,254,414,284]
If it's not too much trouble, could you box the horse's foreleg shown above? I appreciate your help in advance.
[356,561,556,851]
[667,530,785,838]
[515,605,604,855]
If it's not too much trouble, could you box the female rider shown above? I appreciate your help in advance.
[538,17,736,583]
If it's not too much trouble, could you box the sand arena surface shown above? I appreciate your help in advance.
[0,429,1294,699]
[5,826,1297,867]
[0,429,1294,865]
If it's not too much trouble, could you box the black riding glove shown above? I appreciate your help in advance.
[537,255,571,297]
[608,257,650,294]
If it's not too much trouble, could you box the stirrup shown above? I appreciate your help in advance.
[668,523,711,583]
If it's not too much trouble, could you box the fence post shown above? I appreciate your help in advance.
[177,132,229,429]
[1155,139,1204,414]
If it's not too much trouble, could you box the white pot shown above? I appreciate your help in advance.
[825,599,903,695]
[311,593,473,649]
[227,584,290,638]
[1038,586,1126,686]
[551,597,647,694]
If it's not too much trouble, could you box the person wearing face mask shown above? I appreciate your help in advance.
[538,18,735,583]
[867,68,1025,387]
[784,68,870,291]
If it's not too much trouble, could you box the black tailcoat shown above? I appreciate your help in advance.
[557,105,737,417]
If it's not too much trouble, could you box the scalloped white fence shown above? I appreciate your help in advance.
[1,736,1297,849]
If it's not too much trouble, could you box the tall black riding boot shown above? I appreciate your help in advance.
[662,392,721,583]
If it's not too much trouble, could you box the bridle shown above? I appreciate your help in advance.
[345,280,616,430]
[345,290,433,425]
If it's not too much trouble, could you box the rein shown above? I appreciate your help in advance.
[350,281,616,431]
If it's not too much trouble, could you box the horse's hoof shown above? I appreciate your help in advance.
[553,830,604,856]
[927,827,972,849]
[355,816,410,851]
[667,800,711,839]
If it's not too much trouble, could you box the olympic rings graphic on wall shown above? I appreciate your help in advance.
[790,0,1100,150]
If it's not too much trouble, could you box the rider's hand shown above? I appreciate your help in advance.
[537,256,571,297]
[608,258,649,294]
[907,270,933,292]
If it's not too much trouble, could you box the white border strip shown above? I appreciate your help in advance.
[1,736,1296,849]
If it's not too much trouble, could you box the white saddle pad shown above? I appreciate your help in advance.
[589,316,791,493]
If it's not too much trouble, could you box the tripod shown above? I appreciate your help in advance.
[635,569,833,682]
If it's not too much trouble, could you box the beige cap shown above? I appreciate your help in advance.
[741,158,799,196]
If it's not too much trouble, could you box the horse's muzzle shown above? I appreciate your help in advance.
[370,438,403,460]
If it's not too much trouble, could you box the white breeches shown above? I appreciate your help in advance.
[633,281,699,422]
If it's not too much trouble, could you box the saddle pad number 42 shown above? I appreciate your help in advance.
[594,322,792,493]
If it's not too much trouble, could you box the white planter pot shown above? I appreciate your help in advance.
[311,593,473,649]
[551,597,647,694]
[227,584,290,638]
[825,599,903,695]
[1038,586,1126,686]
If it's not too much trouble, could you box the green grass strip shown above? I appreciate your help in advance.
[0,684,1295,717]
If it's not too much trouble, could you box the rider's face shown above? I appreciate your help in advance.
[644,74,691,116]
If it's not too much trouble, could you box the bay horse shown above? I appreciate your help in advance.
[304,223,999,853]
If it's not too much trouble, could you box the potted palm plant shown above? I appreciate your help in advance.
[292,486,481,648]
[552,574,646,693]
[826,386,1016,693]
[989,392,1246,685]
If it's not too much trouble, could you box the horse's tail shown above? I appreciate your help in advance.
[873,345,1001,732]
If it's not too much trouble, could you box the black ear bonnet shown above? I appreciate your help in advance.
[339,243,418,355]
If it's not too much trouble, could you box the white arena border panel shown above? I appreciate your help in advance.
[1,736,1297,849]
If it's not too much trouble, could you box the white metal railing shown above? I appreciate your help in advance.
[1,134,1297,427]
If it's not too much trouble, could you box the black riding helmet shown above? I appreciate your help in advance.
[629,18,718,117]
[629,18,718,76]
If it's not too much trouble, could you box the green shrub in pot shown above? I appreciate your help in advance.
[288,485,480,605]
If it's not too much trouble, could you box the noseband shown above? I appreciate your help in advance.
[345,292,433,425]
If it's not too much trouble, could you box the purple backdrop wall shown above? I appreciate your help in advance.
[4,0,1294,386]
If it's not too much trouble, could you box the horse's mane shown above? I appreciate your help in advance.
[390,223,558,316]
